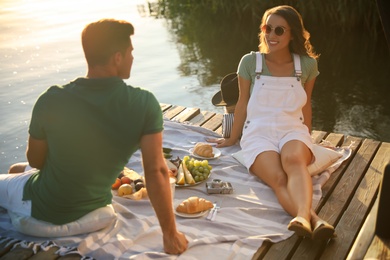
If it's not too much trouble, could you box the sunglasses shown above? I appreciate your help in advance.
[261,25,289,36]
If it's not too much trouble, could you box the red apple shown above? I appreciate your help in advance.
[121,176,132,185]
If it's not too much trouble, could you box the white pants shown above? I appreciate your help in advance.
[0,165,36,216]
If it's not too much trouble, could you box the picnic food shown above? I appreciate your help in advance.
[193,143,214,158]
[165,158,178,178]
[111,167,148,200]
[121,176,132,185]
[176,196,213,214]
[163,147,173,158]
[176,164,185,185]
[112,168,141,190]
[135,182,145,191]
[118,184,133,196]
[111,178,121,189]
[182,158,195,184]
[176,156,212,185]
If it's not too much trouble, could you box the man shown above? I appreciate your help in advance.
[0,19,188,254]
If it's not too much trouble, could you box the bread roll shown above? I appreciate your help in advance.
[176,196,213,214]
[194,143,214,158]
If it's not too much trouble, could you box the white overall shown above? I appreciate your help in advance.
[240,52,314,169]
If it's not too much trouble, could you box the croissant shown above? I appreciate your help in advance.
[194,143,214,158]
[176,196,213,214]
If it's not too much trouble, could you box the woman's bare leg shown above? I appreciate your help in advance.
[250,151,300,217]
[280,140,313,222]
[251,143,334,238]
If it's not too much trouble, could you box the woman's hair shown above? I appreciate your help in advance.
[82,19,134,66]
[258,5,319,59]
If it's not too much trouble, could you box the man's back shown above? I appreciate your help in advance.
[23,77,163,224]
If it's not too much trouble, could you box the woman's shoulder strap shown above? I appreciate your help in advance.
[255,52,263,78]
[293,53,302,80]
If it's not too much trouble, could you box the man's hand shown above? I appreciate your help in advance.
[140,132,188,255]
[163,230,188,255]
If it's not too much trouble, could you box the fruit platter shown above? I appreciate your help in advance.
[111,167,148,200]
[112,143,214,197]
[166,155,212,187]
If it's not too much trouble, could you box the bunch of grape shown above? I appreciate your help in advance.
[183,156,212,182]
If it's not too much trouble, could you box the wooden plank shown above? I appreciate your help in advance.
[346,197,378,260]
[215,125,223,136]
[365,236,390,259]
[323,132,344,147]
[163,105,186,120]
[319,139,381,225]
[201,113,223,131]
[260,235,301,260]
[320,136,362,202]
[160,103,172,112]
[171,107,200,123]
[1,242,35,259]
[188,111,216,126]
[0,237,19,257]
[311,130,328,144]
[252,240,274,260]
[319,142,390,259]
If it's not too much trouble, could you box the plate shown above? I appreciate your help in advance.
[175,174,210,188]
[174,202,209,218]
[189,147,221,160]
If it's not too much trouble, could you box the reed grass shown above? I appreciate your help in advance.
[159,0,382,36]
[155,0,389,79]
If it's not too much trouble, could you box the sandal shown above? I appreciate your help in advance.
[312,219,335,240]
[287,216,312,238]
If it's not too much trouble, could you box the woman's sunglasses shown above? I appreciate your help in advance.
[261,25,289,36]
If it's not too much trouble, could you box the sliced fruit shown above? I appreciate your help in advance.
[165,158,178,177]
[176,163,185,185]
[182,160,195,184]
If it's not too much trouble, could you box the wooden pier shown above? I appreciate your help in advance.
[0,103,389,259]
[161,103,390,260]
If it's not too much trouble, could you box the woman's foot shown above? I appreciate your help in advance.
[288,216,312,238]
[312,219,335,240]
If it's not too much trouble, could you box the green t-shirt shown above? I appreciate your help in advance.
[23,77,163,224]
[237,51,319,93]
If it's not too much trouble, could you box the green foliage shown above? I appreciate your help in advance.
[156,0,386,78]
[160,0,381,34]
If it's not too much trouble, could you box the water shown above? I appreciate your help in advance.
[1,0,390,173]
[0,0,221,173]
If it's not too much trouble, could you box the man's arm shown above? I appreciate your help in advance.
[26,135,48,169]
[140,132,188,254]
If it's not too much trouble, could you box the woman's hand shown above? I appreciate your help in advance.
[206,137,237,148]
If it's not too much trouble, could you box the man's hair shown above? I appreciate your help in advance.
[82,19,134,66]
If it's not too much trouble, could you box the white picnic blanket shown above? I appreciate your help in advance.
[0,120,351,259]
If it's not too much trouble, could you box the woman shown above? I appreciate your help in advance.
[209,5,334,240]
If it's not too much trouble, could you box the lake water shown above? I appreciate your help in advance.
[0,0,222,173]
[1,0,390,173]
